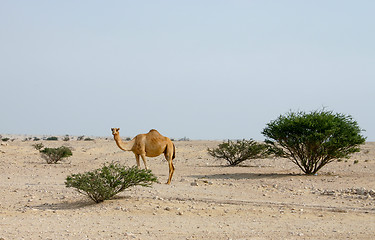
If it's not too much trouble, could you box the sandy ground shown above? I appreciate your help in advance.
[0,136,374,239]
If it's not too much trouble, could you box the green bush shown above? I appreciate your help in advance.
[77,136,85,141]
[32,143,44,151]
[262,110,366,174]
[40,146,72,164]
[65,163,158,203]
[46,136,58,141]
[207,139,270,166]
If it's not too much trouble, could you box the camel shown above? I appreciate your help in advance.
[111,128,175,184]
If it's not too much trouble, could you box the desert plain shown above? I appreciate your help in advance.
[0,136,374,239]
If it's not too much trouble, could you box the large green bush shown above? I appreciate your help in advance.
[40,146,72,164]
[207,139,270,166]
[262,110,366,174]
[65,163,158,203]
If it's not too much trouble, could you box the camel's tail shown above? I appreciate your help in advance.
[172,142,176,160]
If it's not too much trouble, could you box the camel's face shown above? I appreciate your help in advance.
[111,128,120,136]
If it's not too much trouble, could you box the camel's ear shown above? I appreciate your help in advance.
[111,128,113,131]
[117,128,120,131]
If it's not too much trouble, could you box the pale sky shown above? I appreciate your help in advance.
[1,1,374,140]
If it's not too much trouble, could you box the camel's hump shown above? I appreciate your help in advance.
[148,129,161,135]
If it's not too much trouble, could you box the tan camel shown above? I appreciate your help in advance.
[111,128,175,184]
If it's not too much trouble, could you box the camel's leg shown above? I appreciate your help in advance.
[135,154,141,169]
[164,151,175,184]
[140,154,148,170]
[166,159,175,184]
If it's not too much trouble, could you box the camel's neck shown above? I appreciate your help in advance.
[113,134,134,151]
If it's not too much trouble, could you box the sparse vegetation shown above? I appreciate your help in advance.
[32,143,44,151]
[207,139,270,166]
[262,109,366,174]
[46,136,58,141]
[77,136,85,141]
[40,146,72,164]
[2,138,10,142]
[63,135,70,141]
[65,163,158,203]
[178,137,190,141]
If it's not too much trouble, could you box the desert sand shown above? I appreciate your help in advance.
[0,136,374,239]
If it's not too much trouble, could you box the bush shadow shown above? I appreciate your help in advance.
[32,195,131,211]
[32,200,97,211]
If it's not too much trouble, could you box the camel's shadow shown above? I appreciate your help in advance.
[191,172,299,180]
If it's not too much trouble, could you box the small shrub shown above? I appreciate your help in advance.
[32,143,44,151]
[65,163,158,203]
[33,137,41,141]
[40,146,72,164]
[2,138,10,142]
[63,135,70,141]
[262,109,366,174]
[207,139,270,166]
[77,136,85,141]
[178,137,190,141]
[84,137,94,141]
[46,136,58,141]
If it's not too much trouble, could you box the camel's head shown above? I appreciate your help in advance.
[111,128,120,136]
